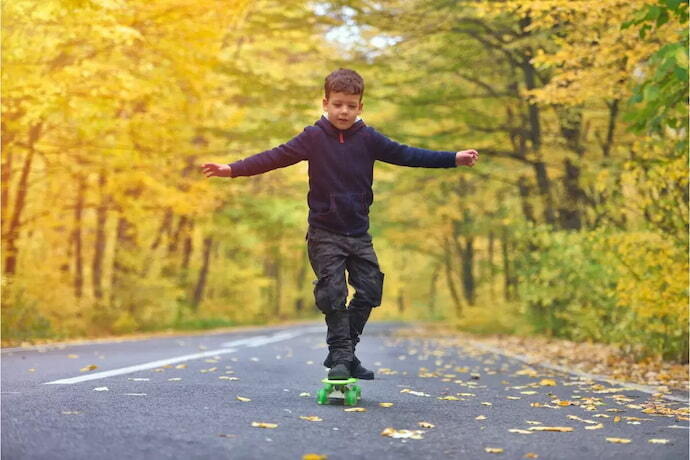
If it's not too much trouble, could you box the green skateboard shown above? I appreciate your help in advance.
[316,377,361,406]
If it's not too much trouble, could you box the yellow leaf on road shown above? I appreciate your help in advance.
[585,423,604,430]
[648,439,670,444]
[80,365,98,372]
[439,396,460,400]
[475,415,487,420]
[380,427,424,439]
[344,407,367,412]
[529,426,574,432]
[379,402,394,407]
[236,396,251,402]
[606,437,631,444]
[251,422,277,429]
[302,454,327,460]
[509,429,533,435]
[539,379,557,386]
[418,422,435,428]
[300,392,311,397]
[67,354,79,359]
[485,447,504,453]
[523,453,539,459]
[299,416,323,422]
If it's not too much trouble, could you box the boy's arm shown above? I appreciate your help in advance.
[202,128,311,179]
[370,128,477,168]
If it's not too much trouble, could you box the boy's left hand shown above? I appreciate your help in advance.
[456,149,479,167]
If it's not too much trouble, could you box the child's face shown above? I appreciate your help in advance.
[322,92,363,130]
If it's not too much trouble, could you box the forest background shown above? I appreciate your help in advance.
[2,0,688,364]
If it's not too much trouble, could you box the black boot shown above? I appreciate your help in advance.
[328,363,351,380]
[351,359,374,380]
[324,353,374,380]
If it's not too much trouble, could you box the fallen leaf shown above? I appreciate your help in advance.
[525,420,542,425]
[521,391,537,395]
[92,387,109,392]
[400,389,431,397]
[439,396,461,401]
[236,396,251,402]
[168,378,182,381]
[299,416,323,422]
[528,426,574,432]
[507,396,521,400]
[605,437,631,444]
[508,429,533,435]
[61,411,81,415]
[481,402,493,406]
[80,365,98,372]
[344,407,367,412]
[380,427,424,439]
[175,364,187,369]
[251,422,277,429]
[418,422,435,428]
[585,423,604,430]
[613,416,621,423]
[302,455,327,460]
[523,453,539,459]
[299,392,311,397]
[648,439,670,444]
[128,378,150,382]
[475,415,487,420]
[67,354,79,359]
[484,447,504,453]
[539,379,557,386]
[379,402,394,407]
[219,376,239,381]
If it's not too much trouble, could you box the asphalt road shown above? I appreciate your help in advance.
[2,321,688,460]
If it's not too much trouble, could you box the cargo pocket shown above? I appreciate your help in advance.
[314,276,337,314]
[371,271,384,307]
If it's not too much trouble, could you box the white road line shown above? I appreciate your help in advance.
[44,326,324,385]
[43,348,238,385]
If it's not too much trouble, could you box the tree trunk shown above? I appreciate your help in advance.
[517,176,536,224]
[559,158,583,230]
[428,261,441,314]
[533,160,556,225]
[4,123,41,276]
[443,236,463,317]
[602,99,619,157]
[92,171,108,301]
[294,249,308,313]
[488,231,496,298]
[501,227,514,301]
[111,212,138,312]
[180,220,194,284]
[73,176,86,299]
[192,236,213,310]
[461,237,475,305]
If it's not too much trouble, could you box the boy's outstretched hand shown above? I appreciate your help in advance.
[455,150,479,167]
[201,163,232,178]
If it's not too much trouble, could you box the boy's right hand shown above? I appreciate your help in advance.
[201,163,232,178]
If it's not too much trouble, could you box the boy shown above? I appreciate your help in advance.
[202,68,478,380]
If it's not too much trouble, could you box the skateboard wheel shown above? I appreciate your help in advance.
[317,388,329,405]
[344,389,357,406]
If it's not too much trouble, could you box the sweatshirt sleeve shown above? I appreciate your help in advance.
[369,128,457,168]
[228,127,311,177]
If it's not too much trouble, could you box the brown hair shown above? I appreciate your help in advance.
[324,68,364,100]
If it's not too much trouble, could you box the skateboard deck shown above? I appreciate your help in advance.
[317,377,361,406]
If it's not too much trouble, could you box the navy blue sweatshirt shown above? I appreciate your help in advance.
[228,116,457,236]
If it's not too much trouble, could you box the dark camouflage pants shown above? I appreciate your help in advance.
[307,226,385,365]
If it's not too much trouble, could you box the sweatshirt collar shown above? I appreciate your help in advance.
[316,115,366,143]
